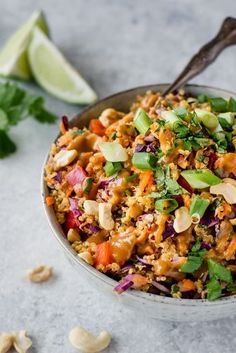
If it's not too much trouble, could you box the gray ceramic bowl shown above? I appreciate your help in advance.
[42,84,236,321]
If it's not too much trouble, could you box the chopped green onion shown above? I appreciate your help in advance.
[189,195,210,218]
[174,107,188,120]
[132,152,156,170]
[194,109,218,130]
[83,177,93,193]
[208,259,232,283]
[125,173,138,182]
[99,141,128,162]
[228,97,236,112]
[134,108,152,134]
[207,277,222,301]
[161,110,179,126]
[155,198,178,214]
[104,161,122,177]
[218,112,234,129]
[181,169,221,189]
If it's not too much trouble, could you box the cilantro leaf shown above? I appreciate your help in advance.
[228,97,236,112]
[0,130,17,158]
[0,81,57,158]
[209,97,228,112]
[207,277,222,301]
[208,259,232,283]
[179,255,203,273]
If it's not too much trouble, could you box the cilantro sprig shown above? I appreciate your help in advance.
[180,240,207,273]
[206,259,233,301]
[0,81,56,158]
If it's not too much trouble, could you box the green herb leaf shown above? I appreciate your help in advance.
[197,94,208,103]
[209,97,228,112]
[208,259,232,283]
[83,177,94,193]
[180,255,203,273]
[228,97,236,112]
[227,282,236,292]
[0,130,17,158]
[172,121,189,138]
[207,277,222,301]
[218,117,232,130]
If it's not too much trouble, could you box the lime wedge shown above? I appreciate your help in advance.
[0,10,49,80]
[28,28,97,104]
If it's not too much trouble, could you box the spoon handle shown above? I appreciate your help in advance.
[163,17,236,95]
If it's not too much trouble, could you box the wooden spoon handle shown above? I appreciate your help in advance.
[163,17,236,95]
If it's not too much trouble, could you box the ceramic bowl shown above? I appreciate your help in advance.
[42,84,236,321]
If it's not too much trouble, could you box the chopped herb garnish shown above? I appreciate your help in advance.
[189,195,209,218]
[172,121,189,138]
[180,240,207,273]
[228,97,236,112]
[111,132,117,140]
[207,277,222,301]
[207,259,232,283]
[209,97,228,112]
[83,177,93,193]
[197,94,208,103]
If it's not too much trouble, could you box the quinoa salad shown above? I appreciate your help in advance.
[45,90,236,301]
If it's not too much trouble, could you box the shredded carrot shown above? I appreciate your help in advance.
[155,214,168,244]
[139,171,154,192]
[89,119,105,136]
[95,241,113,267]
[46,196,55,206]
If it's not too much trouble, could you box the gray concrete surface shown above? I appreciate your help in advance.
[1,0,236,352]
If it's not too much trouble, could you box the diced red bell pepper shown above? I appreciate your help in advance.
[95,241,113,267]
[66,166,87,186]
[65,211,79,230]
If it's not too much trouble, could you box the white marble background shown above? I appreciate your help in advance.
[1,0,236,352]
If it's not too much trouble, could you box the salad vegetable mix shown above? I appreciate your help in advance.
[45,90,236,300]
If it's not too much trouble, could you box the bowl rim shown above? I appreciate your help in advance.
[42,83,236,306]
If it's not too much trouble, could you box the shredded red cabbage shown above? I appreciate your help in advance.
[135,144,147,152]
[114,274,135,294]
[98,176,116,189]
[144,133,156,142]
[69,197,82,218]
[162,221,176,240]
[83,224,100,234]
[200,210,219,227]
[53,172,62,183]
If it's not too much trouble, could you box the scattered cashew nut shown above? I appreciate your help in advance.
[0,333,13,353]
[26,265,53,283]
[84,200,99,216]
[98,203,114,230]
[0,331,32,353]
[173,206,192,233]
[54,149,78,170]
[78,251,94,265]
[210,179,236,204]
[69,326,111,353]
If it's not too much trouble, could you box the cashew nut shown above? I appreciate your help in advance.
[84,200,99,216]
[78,251,94,265]
[67,228,81,243]
[26,265,53,283]
[0,333,13,353]
[13,331,32,353]
[69,326,111,353]
[99,108,123,128]
[173,206,192,233]
[98,203,114,230]
[210,180,236,204]
[54,149,78,170]
[0,331,32,353]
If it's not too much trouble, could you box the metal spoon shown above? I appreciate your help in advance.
[163,17,236,95]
